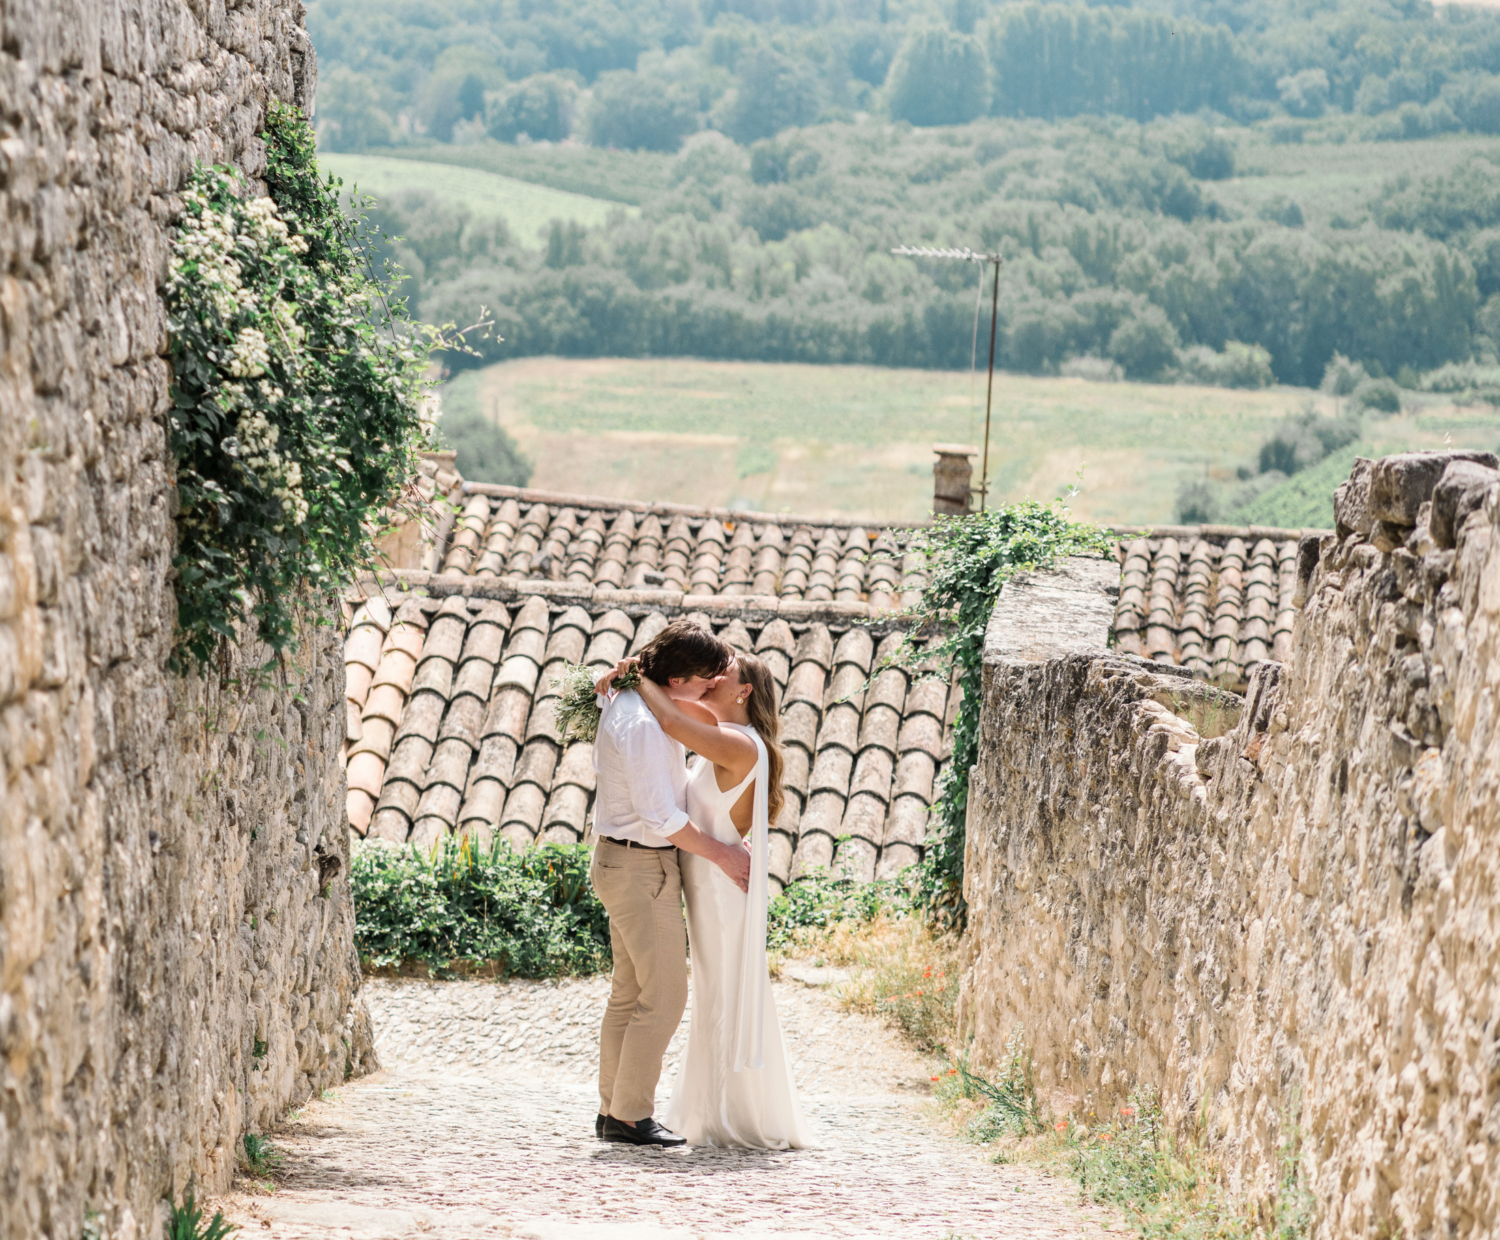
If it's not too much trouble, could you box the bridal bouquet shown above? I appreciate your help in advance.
[552,662,639,743]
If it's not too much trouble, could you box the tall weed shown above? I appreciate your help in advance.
[801,912,963,1054]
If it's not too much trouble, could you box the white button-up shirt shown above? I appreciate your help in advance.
[591,689,689,845]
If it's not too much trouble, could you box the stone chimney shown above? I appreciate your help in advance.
[933,444,978,515]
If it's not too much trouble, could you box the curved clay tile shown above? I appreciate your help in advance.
[751,525,785,596]
[474,498,522,577]
[461,600,511,652]
[450,656,494,703]
[443,494,491,574]
[506,504,550,576]
[660,515,694,589]
[792,622,834,669]
[628,611,670,654]
[806,530,842,602]
[846,747,896,818]
[780,527,815,599]
[770,789,800,878]
[789,818,836,879]
[594,510,634,588]
[753,618,795,693]
[689,520,726,593]
[901,672,949,724]
[835,527,869,601]
[626,512,661,574]
[369,778,420,843]
[344,622,385,680]
[718,618,754,653]
[459,777,505,841]
[780,741,813,802]
[584,609,635,667]
[411,652,455,699]
[566,511,608,583]
[540,506,579,568]
[720,521,757,595]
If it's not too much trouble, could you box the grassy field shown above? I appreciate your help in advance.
[439,357,1500,523]
[341,131,1500,236]
[1217,132,1500,228]
[351,142,674,206]
[319,153,629,247]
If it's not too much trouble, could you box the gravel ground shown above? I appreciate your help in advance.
[218,971,1120,1239]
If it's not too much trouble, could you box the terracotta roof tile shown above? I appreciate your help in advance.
[399,484,931,607]
[361,493,1333,880]
[1105,525,1328,691]
[343,586,952,890]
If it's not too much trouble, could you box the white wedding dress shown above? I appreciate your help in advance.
[663,724,812,1149]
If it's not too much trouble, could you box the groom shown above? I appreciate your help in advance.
[590,618,750,1147]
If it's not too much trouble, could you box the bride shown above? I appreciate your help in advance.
[599,651,812,1150]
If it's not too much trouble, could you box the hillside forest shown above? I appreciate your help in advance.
[309,0,1500,521]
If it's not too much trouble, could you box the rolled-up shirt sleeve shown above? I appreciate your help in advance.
[617,718,689,838]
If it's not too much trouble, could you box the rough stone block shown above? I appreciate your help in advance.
[1430,459,1500,549]
[1333,457,1375,538]
[1368,450,1498,528]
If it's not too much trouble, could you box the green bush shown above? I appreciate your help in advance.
[315,66,392,152]
[766,873,910,950]
[1108,305,1182,381]
[1257,410,1361,476]
[352,837,612,977]
[716,48,821,144]
[351,835,916,977]
[1177,340,1275,389]
[486,73,577,143]
[1352,376,1402,414]
[582,70,698,152]
[1175,478,1222,525]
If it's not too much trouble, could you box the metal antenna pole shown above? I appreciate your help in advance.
[891,244,1004,513]
[980,258,999,512]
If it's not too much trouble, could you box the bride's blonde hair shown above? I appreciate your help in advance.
[735,652,785,825]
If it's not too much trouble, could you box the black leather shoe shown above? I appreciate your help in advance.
[595,1113,606,1139]
[603,1116,687,1147]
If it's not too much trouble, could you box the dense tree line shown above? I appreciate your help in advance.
[983,5,1239,121]
[360,117,1491,387]
[309,0,1500,151]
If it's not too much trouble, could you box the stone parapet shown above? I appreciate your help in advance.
[963,451,1500,1238]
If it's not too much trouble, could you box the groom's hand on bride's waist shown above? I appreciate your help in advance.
[667,821,751,892]
[718,837,752,890]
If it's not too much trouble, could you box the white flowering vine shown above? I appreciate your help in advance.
[164,102,467,670]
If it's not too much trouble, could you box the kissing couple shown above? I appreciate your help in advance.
[589,618,812,1150]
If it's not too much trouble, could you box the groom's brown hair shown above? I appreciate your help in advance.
[636,619,733,684]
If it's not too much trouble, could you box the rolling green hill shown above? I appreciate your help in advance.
[319,153,629,246]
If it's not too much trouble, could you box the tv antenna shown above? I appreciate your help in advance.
[892,245,1002,511]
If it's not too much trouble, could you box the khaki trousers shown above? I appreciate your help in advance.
[590,839,688,1122]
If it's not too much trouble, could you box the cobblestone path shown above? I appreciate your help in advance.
[220,973,1118,1239]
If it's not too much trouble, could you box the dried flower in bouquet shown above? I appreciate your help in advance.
[552,663,641,743]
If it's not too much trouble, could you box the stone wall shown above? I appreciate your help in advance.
[0,4,373,1238]
[962,452,1500,1238]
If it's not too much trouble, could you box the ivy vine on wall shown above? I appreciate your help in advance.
[899,500,1114,925]
[165,102,448,670]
